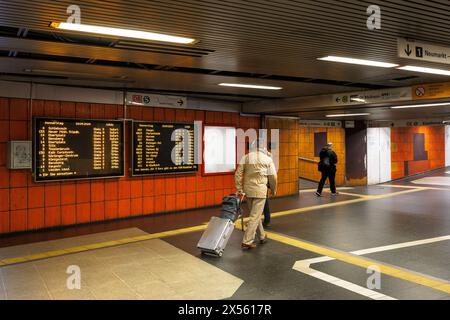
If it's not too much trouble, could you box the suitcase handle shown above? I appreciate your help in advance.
[236,192,245,232]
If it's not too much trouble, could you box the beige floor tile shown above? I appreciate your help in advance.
[44,279,71,292]
[0,235,243,301]
[6,287,51,300]
[49,288,96,300]
[112,266,159,288]
[134,281,181,300]
[90,282,139,300]
[0,228,148,260]
[3,270,46,289]
[81,271,120,287]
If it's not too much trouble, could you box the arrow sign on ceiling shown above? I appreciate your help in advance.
[398,38,450,65]
[404,44,412,56]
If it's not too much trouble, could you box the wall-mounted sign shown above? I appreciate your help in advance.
[367,119,445,128]
[34,118,124,182]
[398,38,450,65]
[7,141,32,169]
[299,120,342,127]
[203,126,236,175]
[131,121,197,175]
[412,82,450,100]
[332,87,411,106]
[126,92,187,109]
[345,121,355,128]
[445,125,450,167]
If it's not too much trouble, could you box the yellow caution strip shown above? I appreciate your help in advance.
[266,231,450,295]
[379,184,450,192]
[272,188,423,219]
[0,224,209,267]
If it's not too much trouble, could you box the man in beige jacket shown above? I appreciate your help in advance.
[235,141,277,249]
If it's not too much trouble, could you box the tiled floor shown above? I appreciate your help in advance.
[1,168,449,300]
[0,229,243,300]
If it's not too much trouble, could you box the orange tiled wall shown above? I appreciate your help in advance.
[298,127,345,185]
[391,126,445,180]
[265,117,299,197]
[0,97,260,234]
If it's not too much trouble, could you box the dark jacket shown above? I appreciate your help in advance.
[318,148,338,172]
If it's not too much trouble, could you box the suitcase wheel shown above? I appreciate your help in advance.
[217,250,223,257]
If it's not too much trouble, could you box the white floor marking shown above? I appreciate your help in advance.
[293,260,397,300]
[293,235,450,300]
[411,177,450,186]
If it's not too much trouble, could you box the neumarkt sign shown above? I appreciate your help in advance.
[398,38,450,64]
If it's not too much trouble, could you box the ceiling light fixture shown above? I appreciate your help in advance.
[218,83,283,90]
[317,56,399,68]
[50,22,196,44]
[350,98,366,103]
[326,113,371,117]
[397,65,450,76]
[391,102,450,109]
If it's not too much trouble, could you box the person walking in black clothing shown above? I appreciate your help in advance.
[316,142,338,197]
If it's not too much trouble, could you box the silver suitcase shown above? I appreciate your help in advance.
[197,216,235,257]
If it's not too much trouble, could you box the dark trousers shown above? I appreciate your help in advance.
[263,198,270,225]
[317,169,337,194]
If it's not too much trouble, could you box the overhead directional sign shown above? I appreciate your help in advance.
[398,38,450,65]
[299,120,342,127]
[126,92,187,109]
[332,87,411,106]
[412,82,450,100]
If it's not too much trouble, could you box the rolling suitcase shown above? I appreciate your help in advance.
[197,216,234,257]
[197,194,244,257]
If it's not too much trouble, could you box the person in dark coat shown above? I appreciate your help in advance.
[263,196,271,227]
[316,142,338,196]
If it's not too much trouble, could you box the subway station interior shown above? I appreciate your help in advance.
[0,0,449,303]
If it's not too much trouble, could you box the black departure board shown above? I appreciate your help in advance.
[34,118,124,182]
[132,121,197,175]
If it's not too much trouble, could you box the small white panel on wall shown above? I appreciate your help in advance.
[367,128,391,185]
[367,128,380,185]
[379,127,391,183]
[446,125,450,167]
[7,141,32,169]
[203,126,236,174]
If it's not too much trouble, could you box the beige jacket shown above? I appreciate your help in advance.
[235,150,278,199]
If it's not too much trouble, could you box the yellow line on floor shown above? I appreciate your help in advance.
[266,231,450,295]
[271,188,424,219]
[0,187,426,267]
[379,184,450,191]
[0,224,208,267]
[301,187,355,193]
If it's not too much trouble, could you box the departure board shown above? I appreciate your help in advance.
[34,118,124,181]
[132,121,197,175]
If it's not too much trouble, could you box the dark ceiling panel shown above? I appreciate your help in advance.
[0,0,449,105]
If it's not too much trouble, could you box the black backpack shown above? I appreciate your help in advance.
[220,195,242,222]
[318,156,331,172]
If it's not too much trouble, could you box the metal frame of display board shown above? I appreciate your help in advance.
[32,116,126,182]
[130,120,199,177]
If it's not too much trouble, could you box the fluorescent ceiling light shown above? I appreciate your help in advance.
[397,65,450,76]
[326,113,371,117]
[50,22,195,44]
[318,56,399,68]
[391,102,450,109]
[218,83,283,90]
